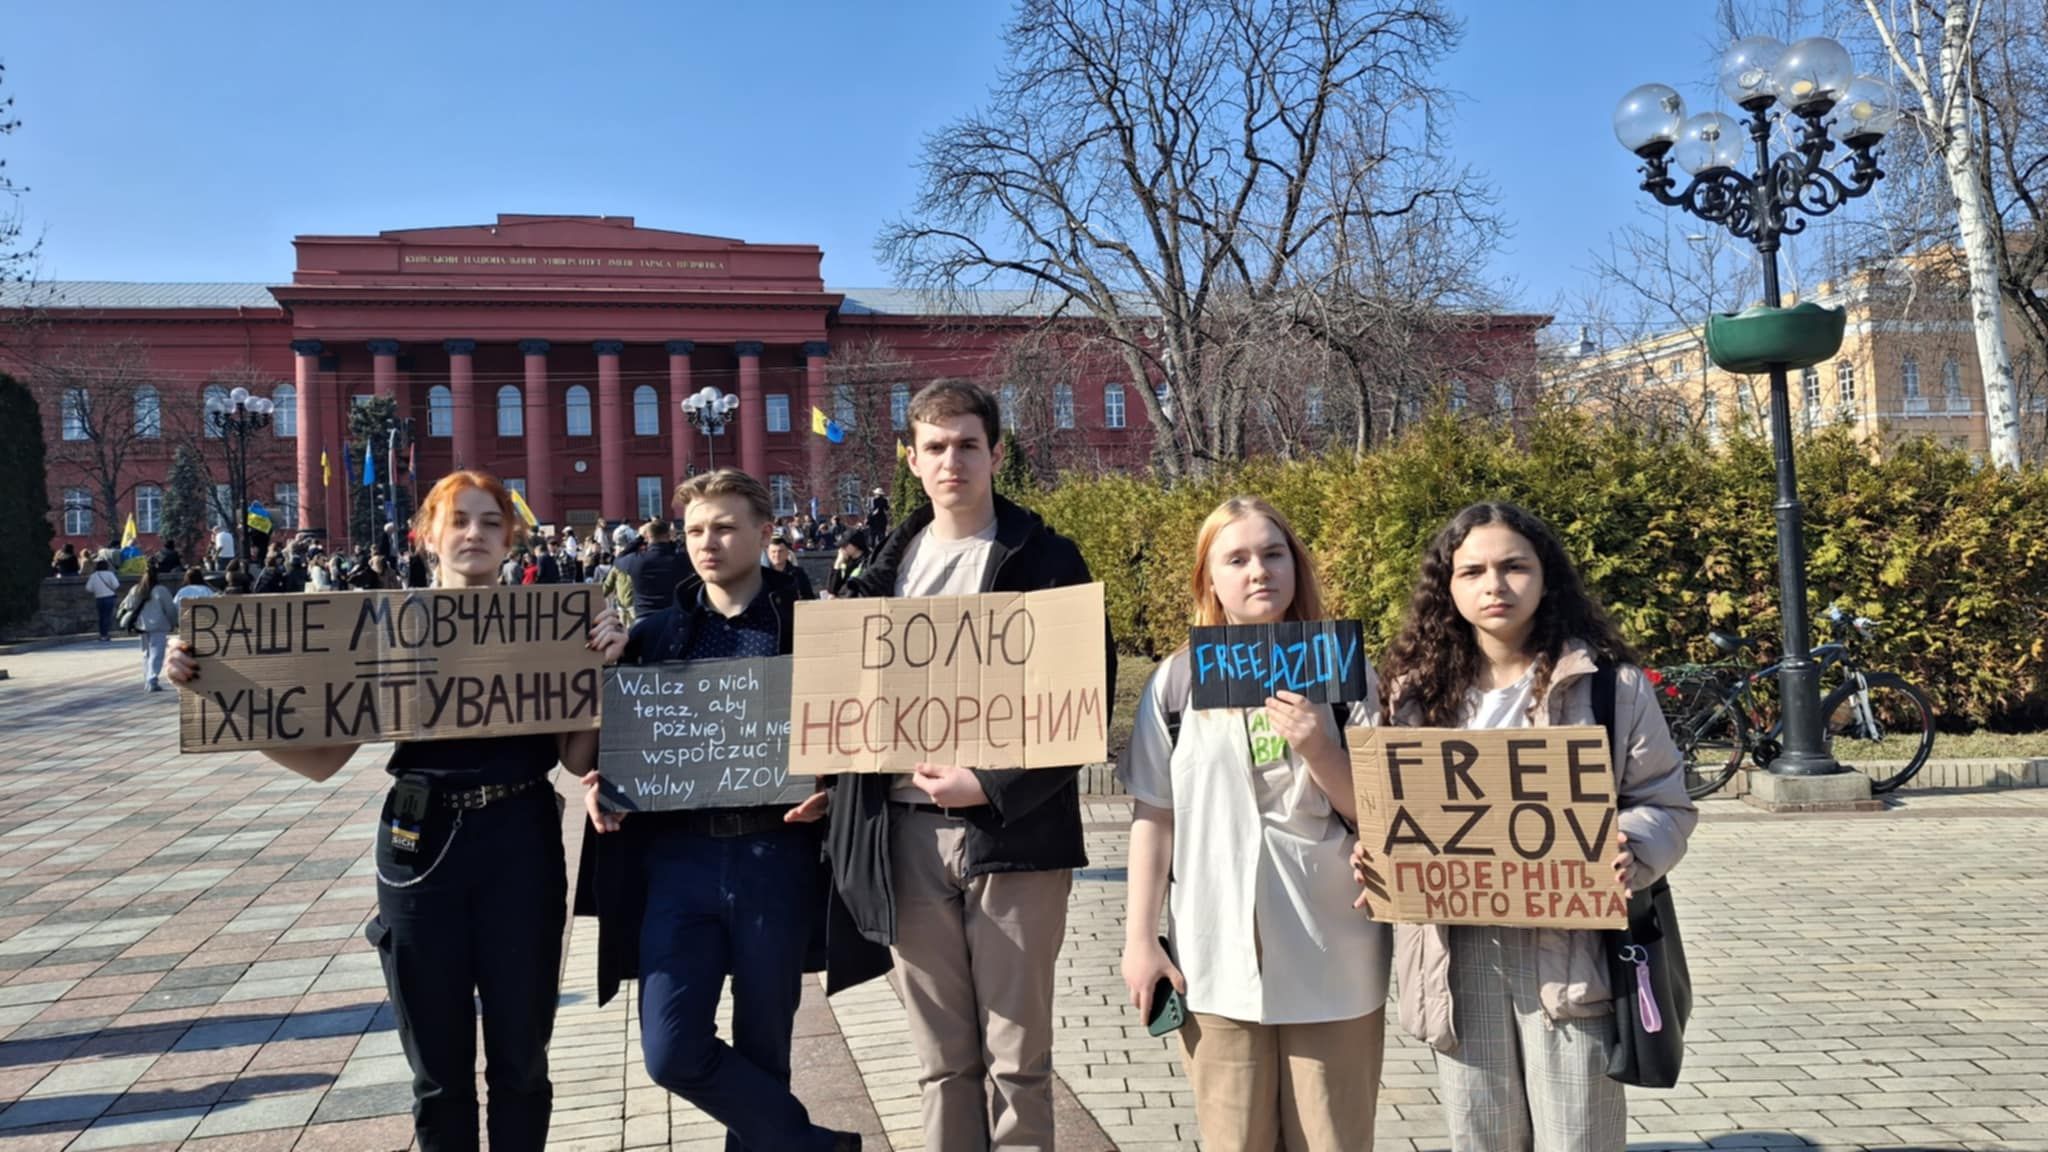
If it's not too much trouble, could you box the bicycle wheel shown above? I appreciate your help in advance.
[1820,672,1936,793]
[1671,693,1748,799]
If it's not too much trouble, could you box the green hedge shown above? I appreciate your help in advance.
[1025,412,2048,727]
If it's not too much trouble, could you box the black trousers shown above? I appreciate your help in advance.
[369,784,567,1152]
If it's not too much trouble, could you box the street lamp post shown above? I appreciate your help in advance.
[206,386,275,564]
[1615,37,1897,777]
[681,386,740,473]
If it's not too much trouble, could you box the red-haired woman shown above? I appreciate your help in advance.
[165,470,626,1152]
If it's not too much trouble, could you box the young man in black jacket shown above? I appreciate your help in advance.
[573,470,881,1152]
[827,381,1113,1151]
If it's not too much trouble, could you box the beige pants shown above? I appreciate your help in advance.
[1180,1009,1386,1152]
[889,808,1073,1152]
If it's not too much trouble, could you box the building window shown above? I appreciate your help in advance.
[63,488,92,536]
[202,386,228,437]
[135,485,162,535]
[636,476,663,521]
[1450,380,1469,412]
[634,386,660,436]
[564,385,592,437]
[766,394,792,433]
[265,384,294,437]
[1305,382,1324,426]
[769,474,796,518]
[1053,384,1075,430]
[1704,394,1721,440]
[1944,357,1965,409]
[211,483,234,529]
[999,385,1019,428]
[839,474,864,517]
[1836,360,1856,408]
[352,393,374,411]
[61,388,89,441]
[273,484,298,530]
[427,386,453,437]
[497,386,524,437]
[1801,367,1821,413]
[833,382,858,428]
[1493,380,1515,414]
[1155,383,1173,418]
[891,384,910,431]
[133,386,161,439]
[1902,356,1921,407]
[504,478,527,502]
[1104,383,1126,430]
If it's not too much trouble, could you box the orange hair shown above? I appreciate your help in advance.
[411,470,521,562]
[1188,496,1326,628]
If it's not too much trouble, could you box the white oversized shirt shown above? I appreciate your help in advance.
[889,520,999,803]
[1118,649,1391,1025]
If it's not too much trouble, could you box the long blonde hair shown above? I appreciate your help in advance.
[1187,496,1326,628]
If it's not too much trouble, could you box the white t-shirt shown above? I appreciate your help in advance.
[213,529,235,561]
[1118,650,1392,1025]
[890,520,999,803]
[1465,667,1537,729]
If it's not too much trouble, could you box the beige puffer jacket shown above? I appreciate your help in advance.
[1387,640,1697,1053]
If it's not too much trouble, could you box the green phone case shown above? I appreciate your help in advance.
[1145,936,1187,1036]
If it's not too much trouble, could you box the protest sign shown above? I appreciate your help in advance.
[177,586,602,753]
[596,658,811,811]
[787,584,1108,774]
[1186,619,1370,709]
[1350,726,1626,929]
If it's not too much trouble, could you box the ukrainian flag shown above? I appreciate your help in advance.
[509,487,539,529]
[246,502,273,534]
[811,407,846,445]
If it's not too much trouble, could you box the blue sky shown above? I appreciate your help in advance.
[7,2,1817,317]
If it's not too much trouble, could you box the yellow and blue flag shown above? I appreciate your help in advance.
[509,487,539,529]
[811,407,846,445]
[121,514,137,550]
[246,502,273,534]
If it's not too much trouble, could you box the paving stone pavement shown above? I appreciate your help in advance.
[3,636,2048,1150]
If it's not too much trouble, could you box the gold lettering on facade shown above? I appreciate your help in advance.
[400,252,726,272]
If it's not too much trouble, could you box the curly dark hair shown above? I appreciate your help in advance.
[1381,502,1637,727]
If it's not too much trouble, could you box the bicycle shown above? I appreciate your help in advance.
[1659,604,1936,798]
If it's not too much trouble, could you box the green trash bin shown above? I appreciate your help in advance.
[1705,302,1847,374]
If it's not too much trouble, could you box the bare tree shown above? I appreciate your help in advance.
[881,0,1483,476]
[30,341,167,546]
[0,63,36,300]
[1971,0,2048,450]
[1855,0,2025,467]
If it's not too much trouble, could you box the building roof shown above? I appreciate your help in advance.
[0,281,280,310]
[832,287,1107,318]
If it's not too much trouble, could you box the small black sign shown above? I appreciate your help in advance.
[598,657,811,811]
[1186,619,1370,709]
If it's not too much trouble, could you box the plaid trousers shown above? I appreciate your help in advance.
[1434,925,1626,1152]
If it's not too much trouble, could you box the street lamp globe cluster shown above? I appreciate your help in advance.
[1612,36,1896,780]
[680,385,739,472]
[206,386,276,561]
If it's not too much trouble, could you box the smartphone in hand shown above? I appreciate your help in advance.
[1144,936,1187,1036]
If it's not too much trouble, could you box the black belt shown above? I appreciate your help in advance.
[889,800,990,820]
[666,806,792,838]
[438,777,547,811]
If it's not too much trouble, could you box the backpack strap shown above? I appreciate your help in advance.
[1166,692,1353,749]
[1591,656,1621,759]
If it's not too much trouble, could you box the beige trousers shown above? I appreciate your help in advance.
[1180,1008,1386,1152]
[889,808,1073,1152]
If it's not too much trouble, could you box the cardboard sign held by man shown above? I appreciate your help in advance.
[787,583,1109,774]
[1350,726,1626,930]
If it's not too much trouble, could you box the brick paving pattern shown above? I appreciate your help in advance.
[1,636,2045,1149]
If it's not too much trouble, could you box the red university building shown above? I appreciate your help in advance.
[3,214,1548,551]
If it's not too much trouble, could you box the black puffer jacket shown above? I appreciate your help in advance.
[826,495,1115,946]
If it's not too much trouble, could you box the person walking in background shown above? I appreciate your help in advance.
[133,566,178,692]
[85,559,121,641]
[612,517,688,619]
[765,538,816,600]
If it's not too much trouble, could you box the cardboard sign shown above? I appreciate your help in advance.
[1350,726,1626,929]
[1187,619,1370,709]
[787,583,1109,774]
[596,658,811,811]
[178,587,603,753]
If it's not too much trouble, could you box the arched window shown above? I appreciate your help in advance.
[497,386,524,437]
[633,386,660,435]
[271,384,295,437]
[1103,383,1127,430]
[202,386,228,437]
[133,386,161,439]
[1053,384,1075,429]
[427,385,453,438]
[1943,357,1965,409]
[564,386,592,437]
[891,383,911,430]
